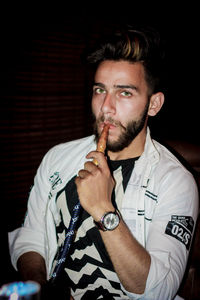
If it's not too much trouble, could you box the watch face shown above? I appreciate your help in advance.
[103,212,120,230]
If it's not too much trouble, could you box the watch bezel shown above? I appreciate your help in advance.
[94,209,120,231]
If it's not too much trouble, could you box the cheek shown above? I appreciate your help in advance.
[117,100,147,122]
[91,97,102,116]
[91,99,97,115]
[116,102,136,122]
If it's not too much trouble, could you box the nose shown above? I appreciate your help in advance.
[101,93,116,115]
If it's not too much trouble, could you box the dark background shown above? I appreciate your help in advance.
[0,3,199,287]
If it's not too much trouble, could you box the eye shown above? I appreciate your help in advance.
[121,90,132,97]
[94,87,106,94]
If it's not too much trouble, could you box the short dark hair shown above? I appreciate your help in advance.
[85,26,165,95]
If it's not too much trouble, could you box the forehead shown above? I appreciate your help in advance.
[94,60,147,90]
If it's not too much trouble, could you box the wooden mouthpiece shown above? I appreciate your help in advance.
[93,124,110,165]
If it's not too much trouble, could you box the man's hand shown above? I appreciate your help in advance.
[75,151,115,221]
[17,251,47,286]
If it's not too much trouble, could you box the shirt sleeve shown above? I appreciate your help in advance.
[122,167,199,300]
[8,147,54,270]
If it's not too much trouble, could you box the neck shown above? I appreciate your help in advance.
[108,127,147,160]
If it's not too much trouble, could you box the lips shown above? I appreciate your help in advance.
[106,123,116,130]
[100,122,116,130]
[97,116,122,133]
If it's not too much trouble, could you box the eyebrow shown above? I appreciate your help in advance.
[93,82,139,92]
[114,84,138,91]
[93,82,105,88]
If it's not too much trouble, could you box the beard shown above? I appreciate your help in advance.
[94,103,149,152]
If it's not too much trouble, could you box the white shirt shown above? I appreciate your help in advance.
[8,128,199,299]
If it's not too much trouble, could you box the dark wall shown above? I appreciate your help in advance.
[0,5,199,286]
[1,22,91,231]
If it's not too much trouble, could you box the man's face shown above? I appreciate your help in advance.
[92,60,150,152]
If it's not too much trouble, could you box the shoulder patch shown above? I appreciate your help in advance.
[165,215,194,250]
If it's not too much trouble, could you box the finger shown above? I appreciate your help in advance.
[86,151,108,169]
[77,169,90,179]
[84,160,98,172]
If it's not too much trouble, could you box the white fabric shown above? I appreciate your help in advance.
[8,128,199,299]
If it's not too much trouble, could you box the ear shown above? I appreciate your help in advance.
[148,92,165,116]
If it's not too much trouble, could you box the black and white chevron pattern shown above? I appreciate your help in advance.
[53,175,130,299]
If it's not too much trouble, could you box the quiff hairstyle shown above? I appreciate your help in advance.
[85,26,165,96]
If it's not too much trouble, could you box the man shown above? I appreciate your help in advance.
[9,26,199,299]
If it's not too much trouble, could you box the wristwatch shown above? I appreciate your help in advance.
[94,209,121,231]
